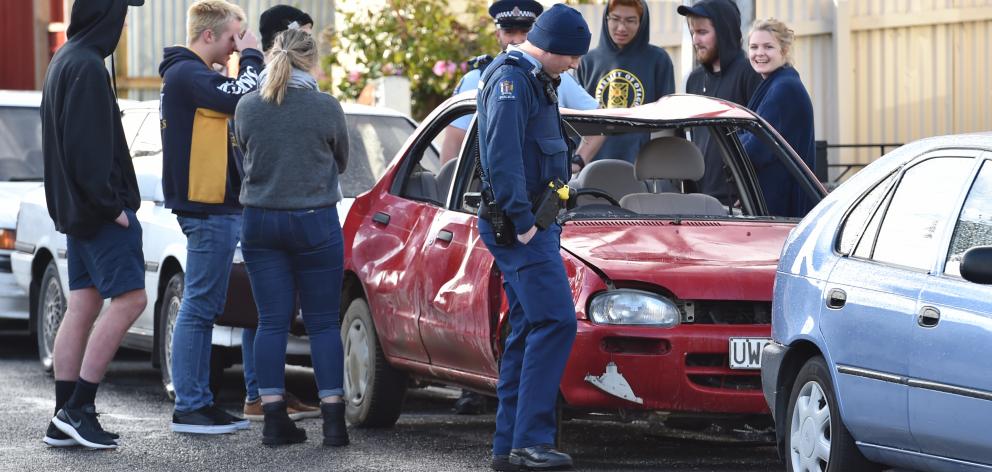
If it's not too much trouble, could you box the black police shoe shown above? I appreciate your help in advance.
[492,454,518,471]
[453,389,487,415]
[509,445,574,470]
[52,405,117,449]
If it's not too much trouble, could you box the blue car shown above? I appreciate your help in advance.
[761,133,992,472]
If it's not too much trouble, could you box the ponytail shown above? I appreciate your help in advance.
[260,28,317,105]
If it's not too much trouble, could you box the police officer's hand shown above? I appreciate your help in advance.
[517,225,537,245]
[235,29,259,52]
[114,210,129,228]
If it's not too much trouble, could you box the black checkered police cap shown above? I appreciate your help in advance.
[489,0,543,30]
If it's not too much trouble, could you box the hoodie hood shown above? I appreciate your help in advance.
[66,0,129,58]
[598,0,652,54]
[688,0,746,73]
[159,46,208,77]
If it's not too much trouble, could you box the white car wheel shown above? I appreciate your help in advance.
[790,380,831,471]
[36,261,64,372]
[341,297,406,427]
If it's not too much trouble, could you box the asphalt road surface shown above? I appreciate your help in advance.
[0,327,785,472]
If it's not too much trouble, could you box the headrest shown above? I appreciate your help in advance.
[634,137,705,181]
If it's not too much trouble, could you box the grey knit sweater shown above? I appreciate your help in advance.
[234,88,349,209]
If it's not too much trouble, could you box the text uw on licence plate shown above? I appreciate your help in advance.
[729,337,771,370]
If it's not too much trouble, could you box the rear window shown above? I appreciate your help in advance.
[0,106,43,181]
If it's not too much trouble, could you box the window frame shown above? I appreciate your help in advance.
[937,154,992,279]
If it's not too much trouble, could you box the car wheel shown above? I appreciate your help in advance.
[342,297,407,427]
[158,272,183,400]
[36,261,65,373]
[786,356,879,472]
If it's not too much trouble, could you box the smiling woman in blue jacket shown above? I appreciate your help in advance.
[740,18,816,218]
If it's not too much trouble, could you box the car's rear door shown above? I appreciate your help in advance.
[910,155,992,466]
[822,154,975,452]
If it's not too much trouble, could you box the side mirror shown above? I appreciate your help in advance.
[462,192,482,213]
[960,246,992,285]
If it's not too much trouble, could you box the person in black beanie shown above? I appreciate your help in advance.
[475,4,590,470]
[259,5,314,51]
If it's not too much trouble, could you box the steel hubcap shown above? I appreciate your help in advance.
[164,295,180,382]
[42,278,65,357]
[344,317,370,407]
[790,380,831,472]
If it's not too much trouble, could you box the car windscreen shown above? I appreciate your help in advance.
[0,106,43,181]
[563,120,819,221]
[342,114,416,198]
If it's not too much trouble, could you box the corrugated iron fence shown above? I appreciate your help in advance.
[119,0,336,100]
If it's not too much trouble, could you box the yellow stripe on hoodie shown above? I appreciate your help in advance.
[188,108,229,204]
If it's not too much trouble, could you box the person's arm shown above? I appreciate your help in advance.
[656,50,676,96]
[190,32,264,114]
[440,126,467,166]
[558,73,599,110]
[327,98,350,174]
[482,70,536,235]
[741,82,789,170]
[62,62,125,223]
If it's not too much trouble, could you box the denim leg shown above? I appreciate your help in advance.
[292,211,345,399]
[171,214,241,412]
[242,208,295,398]
[241,328,258,401]
[493,281,529,456]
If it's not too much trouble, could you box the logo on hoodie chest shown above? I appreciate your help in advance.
[594,69,645,109]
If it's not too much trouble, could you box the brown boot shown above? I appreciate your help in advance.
[243,398,263,422]
[285,392,321,420]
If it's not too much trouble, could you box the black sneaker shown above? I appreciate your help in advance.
[491,454,518,471]
[207,405,250,430]
[42,421,78,447]
[171,406,240,434]
[52,406,117,449]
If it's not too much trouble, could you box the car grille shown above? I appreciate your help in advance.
[678,300,771,324]
[685,354,762,391]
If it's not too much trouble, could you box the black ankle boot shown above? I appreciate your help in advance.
[321,402,349,446]
[262,400,307,446]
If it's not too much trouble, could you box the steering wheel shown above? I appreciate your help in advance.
[568,187,621,209]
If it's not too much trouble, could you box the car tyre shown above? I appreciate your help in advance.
[342,297,407,427]
[786,356,879,472]
[158,272,183,400]
[36,261,65,373]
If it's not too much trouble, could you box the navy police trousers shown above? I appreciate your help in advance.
[479,220,577,454]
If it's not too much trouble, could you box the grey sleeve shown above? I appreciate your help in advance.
[327,97,349,174]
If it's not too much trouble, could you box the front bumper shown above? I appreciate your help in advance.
[561,321,771,415]
[759,341,788,420]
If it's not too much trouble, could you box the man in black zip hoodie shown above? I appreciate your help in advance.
[159,0,262,435]
[678,0,762,203]
[577,0,675,164]
[40,0,148,450]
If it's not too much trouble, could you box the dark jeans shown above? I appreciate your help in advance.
[241,206,345,399]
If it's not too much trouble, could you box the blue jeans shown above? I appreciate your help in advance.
[242,328,258,402]
[242,206,344,399]
[171,214,244,412]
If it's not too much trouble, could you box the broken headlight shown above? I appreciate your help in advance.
[588,289,680,327]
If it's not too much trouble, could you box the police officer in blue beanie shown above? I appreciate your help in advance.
[475,4,590,471]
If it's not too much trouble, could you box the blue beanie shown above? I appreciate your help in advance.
[526,4,591,56]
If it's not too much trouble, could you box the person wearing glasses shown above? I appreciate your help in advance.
[576,0,675,164]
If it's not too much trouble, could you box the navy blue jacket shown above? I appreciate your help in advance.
[41,0,140,237]
[741,66,816,217]
[477,51,569,234]
[159,46,263,215]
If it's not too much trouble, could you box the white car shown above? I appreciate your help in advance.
[11,100,417,396]
[0,91,44,324]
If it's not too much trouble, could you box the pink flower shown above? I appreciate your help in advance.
[460,62,468,73]
[382,63,395,75]
[347,69,362,83]
[432,60,447,77]
[445,61,457,75]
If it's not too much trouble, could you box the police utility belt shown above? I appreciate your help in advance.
[476,51,567,246]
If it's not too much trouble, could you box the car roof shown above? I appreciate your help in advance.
[450,91,757,122]
[0,90,41,108]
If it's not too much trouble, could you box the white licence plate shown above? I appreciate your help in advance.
[729,337,771,370]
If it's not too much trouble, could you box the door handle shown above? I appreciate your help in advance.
[918,306,940,328]
[826,288,847,309]
[372,212,390,226]
[436,230,453,243]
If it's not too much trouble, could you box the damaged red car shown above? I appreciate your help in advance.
[339,93,825,429]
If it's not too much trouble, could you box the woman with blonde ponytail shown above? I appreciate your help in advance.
[234,27,350,448]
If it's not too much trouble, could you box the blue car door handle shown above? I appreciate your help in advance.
[918,306,941,328]
[826,288,847,309]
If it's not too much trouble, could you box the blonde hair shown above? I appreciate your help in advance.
[261,29,317,105]
[749,18,795,64]
[186,0,246,46]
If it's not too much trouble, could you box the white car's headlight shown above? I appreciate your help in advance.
[588,289,680,327]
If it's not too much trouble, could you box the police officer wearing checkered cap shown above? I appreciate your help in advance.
[475,4,591,470]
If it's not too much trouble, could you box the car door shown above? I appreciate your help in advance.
[909,155,992,466]
[417,118,502,379]
[821,154,976,452]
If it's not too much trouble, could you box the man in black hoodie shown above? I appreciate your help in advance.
[40,0,148,450]
[577,0,675,163]
[678,0,762,203]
